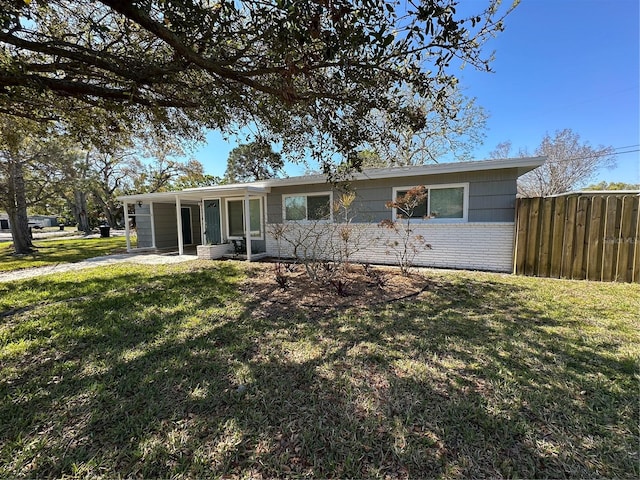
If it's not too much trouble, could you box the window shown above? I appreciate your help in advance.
[283,193,332,221]
[227,198,262,238]
[430,187,464,219]
[393,184,468,222]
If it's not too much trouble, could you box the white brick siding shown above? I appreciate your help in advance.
[196,243,232,260]
[265,222,515,272]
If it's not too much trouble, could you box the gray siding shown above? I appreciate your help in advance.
[189,204,202,245]
[135,202,202,249]
[135,204,153,248]
[267,168,519,223]
[153,203,178,248]
[468,177,517,222]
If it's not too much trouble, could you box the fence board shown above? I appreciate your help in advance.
[616,196,635,282]
[586,196,605,281]
[601,197,620,282]
[514,198,529,274]
[537,197,554,277]
[524,197,541,276]
[572,196,590,279]
[515,193,639,283]
[632,197,640,283]
[549,196,566,278]
[560,196,577,278]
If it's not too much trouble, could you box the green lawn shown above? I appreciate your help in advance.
[0,262,638,478]
[0,237,129,272]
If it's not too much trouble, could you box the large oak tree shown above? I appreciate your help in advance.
[1,0,517,170]
[0,117,73,252]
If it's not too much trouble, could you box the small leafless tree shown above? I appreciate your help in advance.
[489,129,616,196]
[379,186,432,275]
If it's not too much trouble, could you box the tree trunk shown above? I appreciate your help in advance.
[71,190,91,234]
[105,201,119,228]
[93,192,118,227]
[6,158,34,254]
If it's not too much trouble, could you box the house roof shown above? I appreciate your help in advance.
[265,156,545,187]
[117,156,546,203]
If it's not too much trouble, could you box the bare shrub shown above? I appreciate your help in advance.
[267,190,367,295]
[273,262,288,289]
[363,263,388,289]
[379,186,432,275]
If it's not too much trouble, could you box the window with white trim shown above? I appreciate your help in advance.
[392,183,468,222]
[283,193,333,222]
[226,198,263,238]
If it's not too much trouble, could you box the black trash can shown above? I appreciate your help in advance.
[99,225,110,238]
[59,225,65,231]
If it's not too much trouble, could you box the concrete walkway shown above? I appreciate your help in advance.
[0,252,198,283]
[0,229,128,242]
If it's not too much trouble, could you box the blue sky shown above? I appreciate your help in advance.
[189,0,639,184]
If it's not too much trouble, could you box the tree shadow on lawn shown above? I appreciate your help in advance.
[0,267,637,478]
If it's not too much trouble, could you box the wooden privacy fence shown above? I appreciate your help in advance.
[514,194,640,283]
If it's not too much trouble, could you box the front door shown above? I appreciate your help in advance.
[181,207,192,245]
[203,200,221,244]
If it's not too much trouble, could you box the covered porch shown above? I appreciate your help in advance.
[118,184,271,261]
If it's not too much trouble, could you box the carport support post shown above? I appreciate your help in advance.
[149,202,156,249]
[123,201,131,252]
[176,195,184,255]
[244,192,252,262]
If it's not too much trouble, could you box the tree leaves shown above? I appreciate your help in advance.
[224,140,283,183]
[0,0,517,173]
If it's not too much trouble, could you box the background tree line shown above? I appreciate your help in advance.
[0,117,216,250]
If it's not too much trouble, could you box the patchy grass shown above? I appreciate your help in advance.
[0,263,638,478]
[0,237,128,272]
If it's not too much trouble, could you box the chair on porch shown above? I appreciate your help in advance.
[231,238,246,255]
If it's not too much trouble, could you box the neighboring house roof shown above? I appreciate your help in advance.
[118,156,546,203]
